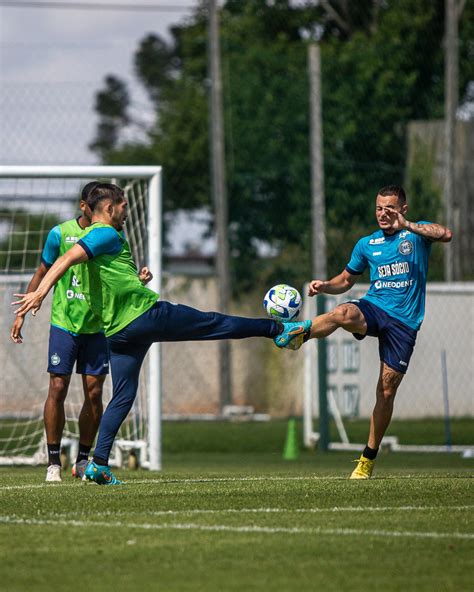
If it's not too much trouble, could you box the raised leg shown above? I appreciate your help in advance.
[309,303,367,339]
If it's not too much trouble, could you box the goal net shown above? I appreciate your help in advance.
[303,283,474,454]
[0,166,162,469]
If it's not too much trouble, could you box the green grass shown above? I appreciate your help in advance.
[162,418,474,452]
[1,417,472,455]
[1,450,473,592]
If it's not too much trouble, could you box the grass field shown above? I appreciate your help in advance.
[1,443,473,592]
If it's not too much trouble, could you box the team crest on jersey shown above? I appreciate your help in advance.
[50,353,61,366]
[399,240,413,255]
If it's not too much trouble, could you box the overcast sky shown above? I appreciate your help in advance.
[0,0,200,165]
[0,0,219,255]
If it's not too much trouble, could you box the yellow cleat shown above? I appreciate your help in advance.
[349,455,375,479]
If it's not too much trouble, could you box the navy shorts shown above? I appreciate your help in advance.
[47,325,109,375]
[350,299,417,374]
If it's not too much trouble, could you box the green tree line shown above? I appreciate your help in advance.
[90,0,474,290]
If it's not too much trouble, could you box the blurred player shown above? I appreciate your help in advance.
[12,183,307,485]
[10,182,108,482]
[295,185,452,479]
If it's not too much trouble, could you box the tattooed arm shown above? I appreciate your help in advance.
[404,220,453,243]
[385,209,453,243]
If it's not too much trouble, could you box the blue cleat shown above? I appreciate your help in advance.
[274,319,312,350]
[83,461,124,486]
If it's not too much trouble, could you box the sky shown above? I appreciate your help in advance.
[0,0,218,256]
[0,0,200,165]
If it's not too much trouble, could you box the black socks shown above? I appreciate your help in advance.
[47,443,61,466]
[363,445,379,460]
[92,455,108,467]
[76,443,92,465]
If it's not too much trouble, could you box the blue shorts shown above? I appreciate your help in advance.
[350,299,417,374]
[47,325,109,375]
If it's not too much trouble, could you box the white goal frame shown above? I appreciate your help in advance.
[0,165,163,470]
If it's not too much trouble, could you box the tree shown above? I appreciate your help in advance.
[90,0,471,288]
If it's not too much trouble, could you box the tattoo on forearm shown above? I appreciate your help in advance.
[407,222,447,241]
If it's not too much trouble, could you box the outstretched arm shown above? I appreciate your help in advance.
[12,244,88,317]
[308,269,358,296]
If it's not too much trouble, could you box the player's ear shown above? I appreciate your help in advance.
[401,202,408,215]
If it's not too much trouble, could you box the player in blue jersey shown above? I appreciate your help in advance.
[298,185,452,479]
[10,183,110,482]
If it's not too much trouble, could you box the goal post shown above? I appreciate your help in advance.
[0,165,163,470]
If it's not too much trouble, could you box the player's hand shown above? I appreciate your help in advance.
[139,267,153,285]
[11,291,44,317]
[384,208,409,232]
[308,280,326,297]
[10,315,25,343]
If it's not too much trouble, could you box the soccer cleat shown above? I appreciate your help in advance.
[350,455,375,480]
[274,319,312,350]
[71,459,89,479]
[83,461,123,486]
[45,464,62,482]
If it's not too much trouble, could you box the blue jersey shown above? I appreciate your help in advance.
[346,223,432,330]
[77,225,124,258]
[41,225,62,266]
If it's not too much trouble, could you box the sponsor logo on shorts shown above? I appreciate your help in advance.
[50,353,61,366]
[399,240,413,255]
[399,360,408,367]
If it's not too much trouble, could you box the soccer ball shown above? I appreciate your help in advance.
[263,284,302,322]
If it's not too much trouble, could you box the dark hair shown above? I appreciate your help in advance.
[81,181,100,203]
[87,183,124,212]
[377,185,406,204]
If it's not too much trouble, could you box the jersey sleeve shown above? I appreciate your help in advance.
[41,225,61,267]
[415,220,434,244]
[345,238,367,275]
[77,227,123,259]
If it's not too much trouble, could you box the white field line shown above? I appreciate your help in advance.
[42,505,474,519]
[0,515,472,540]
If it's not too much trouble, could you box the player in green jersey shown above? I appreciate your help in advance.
[10,183,109,482]
[12,183,308,485]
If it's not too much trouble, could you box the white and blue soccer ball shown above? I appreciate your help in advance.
[263,284,302,322]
